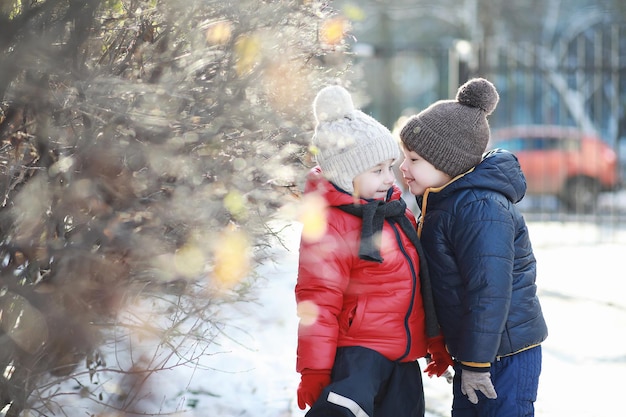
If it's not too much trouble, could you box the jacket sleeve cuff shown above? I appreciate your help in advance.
[301,368,332,376]
[460,361,491,372]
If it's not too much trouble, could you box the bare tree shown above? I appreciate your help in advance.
[0,0,354,415]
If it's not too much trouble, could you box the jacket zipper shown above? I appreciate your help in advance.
[389,220,417,361]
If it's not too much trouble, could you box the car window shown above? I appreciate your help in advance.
[496,136,559,151]
[495,135,581,152]
[495,138,525,152]
[537,137,562,150]
[562,138,581,151]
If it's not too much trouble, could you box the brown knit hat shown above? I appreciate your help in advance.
[400,78,499,177]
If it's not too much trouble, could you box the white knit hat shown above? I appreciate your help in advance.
[312,85,399,193]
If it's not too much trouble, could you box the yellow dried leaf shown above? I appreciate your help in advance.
[174,244,205,278]
[213,229,250,288]
[320,17,348,46]
[224,190,246,219]
[297,300,319,326]
[298,193,328,242]
[205,20,232,45]
[343,4,366,21]
[235,35,261,75]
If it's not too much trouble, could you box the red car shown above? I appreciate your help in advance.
[489,125,620,213]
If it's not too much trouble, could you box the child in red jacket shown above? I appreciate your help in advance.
[295,85,451,417]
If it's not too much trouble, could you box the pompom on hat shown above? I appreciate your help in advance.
[312,85,399,193]
[400,78,499,178]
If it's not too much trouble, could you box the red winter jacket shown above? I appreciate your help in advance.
[295,168,428,373]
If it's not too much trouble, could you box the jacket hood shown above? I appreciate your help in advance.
[438,149,527,204]
[304,166,404,206]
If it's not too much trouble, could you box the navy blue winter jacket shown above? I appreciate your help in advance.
[417,149,548,365]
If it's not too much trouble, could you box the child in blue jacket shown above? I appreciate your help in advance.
[398,78,548,417]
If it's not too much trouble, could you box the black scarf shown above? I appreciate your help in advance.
[337,198,440,338]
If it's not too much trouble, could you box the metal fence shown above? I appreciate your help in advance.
[359,21,626,223]
[485,24,625,148]
[481,23,626,220]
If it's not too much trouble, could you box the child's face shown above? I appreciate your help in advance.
[400,148,451,196]
[353,159,396,200]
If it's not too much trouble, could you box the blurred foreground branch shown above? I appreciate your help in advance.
[0,0,352,415]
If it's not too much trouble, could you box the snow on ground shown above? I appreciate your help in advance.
[177,218,626,417]
[43,216,626,416]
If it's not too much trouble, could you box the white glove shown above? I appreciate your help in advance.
[460,369,497,404]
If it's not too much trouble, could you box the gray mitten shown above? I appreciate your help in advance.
[460,369,497,404]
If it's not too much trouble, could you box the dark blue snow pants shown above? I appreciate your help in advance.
[452,345,542,417]
[305,346,425,417]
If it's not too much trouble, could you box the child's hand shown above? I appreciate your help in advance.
[424,335,454,378]
[297,369,331,410]
[424,356,454,383]
[460,369,497,404]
